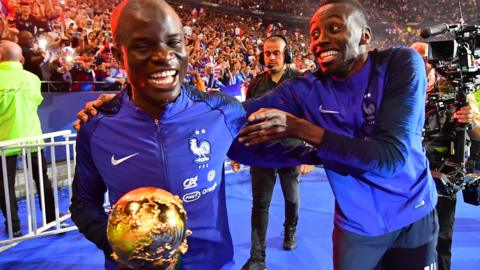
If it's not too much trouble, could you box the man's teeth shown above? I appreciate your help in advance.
[148,70,177,85]
[320,50,338,59]
[149,70,177,78]
[148,76,175,85]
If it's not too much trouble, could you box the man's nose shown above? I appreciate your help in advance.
[317,30,331,45]
[152,45,175,62]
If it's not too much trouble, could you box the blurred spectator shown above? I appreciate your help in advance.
[70,48,96,91]
[14,1,48,34]
[0,15,19,42]
[203,62,225,91]
[17,30,45,79]
[49,50,75,92]
[97,57,126,91]
[223,61,246,86]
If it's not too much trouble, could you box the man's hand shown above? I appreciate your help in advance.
[111,253,131,269]
[73,94,116,131]
[116,77,126,84]
[238,108,305,146]
[230,160,241,172]
[299,165,314,175]
[454,105,476,124]
[62,62,74,72]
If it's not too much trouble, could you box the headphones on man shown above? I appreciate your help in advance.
[259,34,294,66]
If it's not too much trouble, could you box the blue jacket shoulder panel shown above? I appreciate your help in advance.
[185,86,246,139]
[243,73,316,118]
[229,75,321,167]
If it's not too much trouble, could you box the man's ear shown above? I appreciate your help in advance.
[111,45,124,68]
[360,26,372,45]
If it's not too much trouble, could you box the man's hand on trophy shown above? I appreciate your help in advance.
[73,93,116,131]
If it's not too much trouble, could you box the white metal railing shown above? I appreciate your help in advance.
[0,130,78,251]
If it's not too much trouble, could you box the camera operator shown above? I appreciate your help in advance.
[411,42,480,270]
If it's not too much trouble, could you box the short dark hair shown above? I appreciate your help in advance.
[318,0,368,25]
[263,35,288,48]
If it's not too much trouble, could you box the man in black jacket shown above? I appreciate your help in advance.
[240,35,309,270]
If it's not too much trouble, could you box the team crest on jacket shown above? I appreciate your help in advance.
[189,129,211,167]
[362,93,376,136]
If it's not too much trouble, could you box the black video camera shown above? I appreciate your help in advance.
[422,23,480,205]
[425,24,480,80]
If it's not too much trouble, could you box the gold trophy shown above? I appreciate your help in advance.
[107,187,191,269]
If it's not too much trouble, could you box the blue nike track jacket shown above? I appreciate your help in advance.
[71,86,245,270]
[229,47,438,237]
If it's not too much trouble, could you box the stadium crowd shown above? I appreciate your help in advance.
[215,0,479,23]
[1,0,478,92]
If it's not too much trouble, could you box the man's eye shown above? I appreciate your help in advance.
[168,39,183,48]
[311,30,320,39]
[133,43,151,51]
[330,25,342,32]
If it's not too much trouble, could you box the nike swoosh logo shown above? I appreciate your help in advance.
[111,153,139,166]
[319,105,340,114]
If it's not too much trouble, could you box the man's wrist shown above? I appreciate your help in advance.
[295,118,324,147]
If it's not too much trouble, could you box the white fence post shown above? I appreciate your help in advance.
[0,130,78,251]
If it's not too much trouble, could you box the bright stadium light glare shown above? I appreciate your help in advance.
[65,55,74,63]
[38,39,48,50]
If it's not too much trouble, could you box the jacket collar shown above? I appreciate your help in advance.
[122,84,191,121]
[0,61,23,70]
